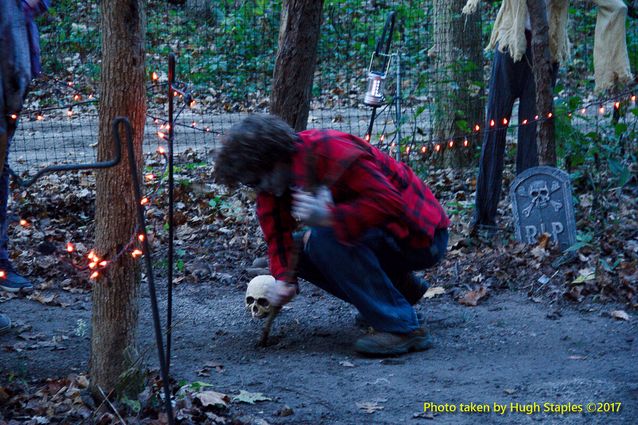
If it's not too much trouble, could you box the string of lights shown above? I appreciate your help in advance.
[7,72,192,283]
[15,146,169,281]
[6,71,636,283]
[366,88,637,156]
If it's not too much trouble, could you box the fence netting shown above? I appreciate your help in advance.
[11,0,638,178]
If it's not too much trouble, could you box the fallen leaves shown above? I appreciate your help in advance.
[28,292,57,305]
[194,390,230,409]
[458,286,489,306]
[572,268,596,284]
[423,286,445,299]
[356,401,384,413]
[232,390,272,404]
[610,310,630,321]
[0,374,93,422]
[531,245,550,261]
[196,361,225,377]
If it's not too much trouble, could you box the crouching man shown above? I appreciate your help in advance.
[214,114,449,355]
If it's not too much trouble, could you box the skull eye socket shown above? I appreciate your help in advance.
[246,296,255,304]
[540,189,549,196]
[530,190,539,197]
[256,298,269,307]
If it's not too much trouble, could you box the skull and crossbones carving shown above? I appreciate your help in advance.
[518,179,563,217]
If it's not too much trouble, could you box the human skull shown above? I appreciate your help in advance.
[528,180,550,208]
[245,275,275,319]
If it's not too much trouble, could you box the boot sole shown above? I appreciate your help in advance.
[354,334,433,356]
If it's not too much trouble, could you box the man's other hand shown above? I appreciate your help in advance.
[266,281,297,307]
[292,186,333,227]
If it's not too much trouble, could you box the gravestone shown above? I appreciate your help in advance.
[510,166,576,251]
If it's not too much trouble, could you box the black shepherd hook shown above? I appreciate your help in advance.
[166,53,176,374]
[365,11,396,140]
[114,117,175,425]
[375,11,395,69]
[9,124,122,187]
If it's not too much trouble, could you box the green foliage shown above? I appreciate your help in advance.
[555,92,638,224]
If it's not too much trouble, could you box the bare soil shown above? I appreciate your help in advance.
[1,256,636,424]
[1,113,637,424]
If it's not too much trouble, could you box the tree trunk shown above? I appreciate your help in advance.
[90,0,147,400]
[270,0,324,131]
[527,0,556,165]
[431,0,483,167]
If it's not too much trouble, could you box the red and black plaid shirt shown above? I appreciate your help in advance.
[257,129,450,282]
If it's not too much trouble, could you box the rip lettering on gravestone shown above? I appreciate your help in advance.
[510,166,576,251]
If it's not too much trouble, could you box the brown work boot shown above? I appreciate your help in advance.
[354,327,433,356]
[394,272,429,305]
[354,311,424,328]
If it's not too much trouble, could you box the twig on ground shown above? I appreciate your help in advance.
[97,386,127,425]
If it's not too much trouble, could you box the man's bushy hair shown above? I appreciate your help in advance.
[214,114,298,188]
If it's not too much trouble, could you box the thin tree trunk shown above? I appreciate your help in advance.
[527,0,556,165]
[432,0,483,167]
[270,0,323,131]
[90,0,147,399]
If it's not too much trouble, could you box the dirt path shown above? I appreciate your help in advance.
[1,279,636,424]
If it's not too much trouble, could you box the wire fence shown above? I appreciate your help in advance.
[11,0,638,178]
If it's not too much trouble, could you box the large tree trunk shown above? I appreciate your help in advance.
[90,0,147,400]
[527,0,555,165]
[431,0,483,167]
[270,0,323,131]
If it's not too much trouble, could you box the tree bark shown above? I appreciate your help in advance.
[432,0,483,167]
[270,0,324,131]
[90,0,147,400]
[527,0,556,165]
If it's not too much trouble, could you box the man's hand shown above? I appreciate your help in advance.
[265,281,297,307]
[292,186,333,227]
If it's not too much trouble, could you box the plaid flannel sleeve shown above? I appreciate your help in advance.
[256,191,297,282]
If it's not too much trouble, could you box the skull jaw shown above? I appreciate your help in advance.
[246,304,271,319]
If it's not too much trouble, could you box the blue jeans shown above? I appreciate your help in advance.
[473,45,558,227]
[297,226,448,334]
[0,120,15,261]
